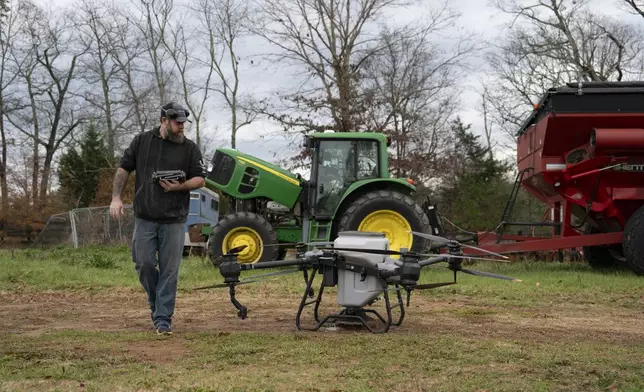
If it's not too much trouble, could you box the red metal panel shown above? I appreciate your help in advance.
[593,128,644,155]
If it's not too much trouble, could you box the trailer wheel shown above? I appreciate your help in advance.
[583,227,622,270]
[336,189,430,254]
[623,205,644,275]
[208,212,279,265]
[584,245,619,269]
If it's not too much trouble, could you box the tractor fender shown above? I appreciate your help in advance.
[332,178,416,221]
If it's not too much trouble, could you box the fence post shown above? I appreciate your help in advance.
[105,209,110,242]
[70,210,78,249]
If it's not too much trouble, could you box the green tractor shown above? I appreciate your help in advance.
[204,131,434,264]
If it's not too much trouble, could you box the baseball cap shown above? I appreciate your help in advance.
[161,102,192,123]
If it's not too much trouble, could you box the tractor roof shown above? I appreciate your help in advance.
[307,131,388,143]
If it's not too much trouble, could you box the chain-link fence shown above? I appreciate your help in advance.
[35,205,135,248]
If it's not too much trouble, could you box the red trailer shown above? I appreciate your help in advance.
[462,82,644,275]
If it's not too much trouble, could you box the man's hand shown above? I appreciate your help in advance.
[159,179,184,192]
[160,177,205,192]
[110,198,125,219]
[111,167,130,219]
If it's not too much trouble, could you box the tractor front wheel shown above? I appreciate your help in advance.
[336,190,430,254]
[623,205,644,275]
[208,212,278,265]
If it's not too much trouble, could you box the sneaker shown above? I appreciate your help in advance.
[156,323,173,336]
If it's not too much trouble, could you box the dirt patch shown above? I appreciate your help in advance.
[126,339,191,364]
[2,288,644,346]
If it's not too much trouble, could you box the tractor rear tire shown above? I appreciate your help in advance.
[208,212,278,265]
[336,189,430,254]
[622,205,644,276]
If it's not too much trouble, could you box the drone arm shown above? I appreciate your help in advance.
[239,258,308,271]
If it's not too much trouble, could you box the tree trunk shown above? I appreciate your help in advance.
[0,98,7,216]
[39,149,55,208]
[26,76,40,209]
[231,107,237,149]
[99,59,115,159]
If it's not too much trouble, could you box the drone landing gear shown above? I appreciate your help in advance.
[294,268,405,334]
[229,284,248,320]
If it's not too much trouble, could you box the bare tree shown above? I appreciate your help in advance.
[621,0,644,18]
[248,0,411,133]
[0,0,9,18]
[6,0,88,210]
[192,0,256,149]
[7,0,45,208]
[72,0,131,160]
[479,86,498,158]
[161,2,213,150]
[0,0,22,216]
[110,3,159,137]
[132,0,175,104]
[493,0,643,81]
[484,0,644,144]
[359,3,477,181]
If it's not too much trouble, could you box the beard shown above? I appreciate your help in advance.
[166,131,184,143]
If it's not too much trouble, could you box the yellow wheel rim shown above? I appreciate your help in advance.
[222,227,263,264]
[358,210,413,255]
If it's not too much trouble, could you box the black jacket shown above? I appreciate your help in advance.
[119,126,206,223]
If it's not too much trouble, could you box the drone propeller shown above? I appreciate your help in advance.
[193,279,258,290]
[409,231,509,260]
[419,254,511,265]
[453,267,521,282]
[226,245,248,255]
[192,267,302,290]
[412,281,457,290]
[318,246,406,256]
[423,254,521,282]
[263,241,334,248]
[325,246,509,264]
[321,246,449,259]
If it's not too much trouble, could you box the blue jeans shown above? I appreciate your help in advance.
[131,217,185,327]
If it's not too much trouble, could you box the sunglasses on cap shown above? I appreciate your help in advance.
[161,106,192,123]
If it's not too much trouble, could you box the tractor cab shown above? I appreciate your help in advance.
[303,132,391,218]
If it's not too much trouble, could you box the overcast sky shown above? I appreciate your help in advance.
[40,0,640,165]
[202,0,509,162]
[192,0,641,164]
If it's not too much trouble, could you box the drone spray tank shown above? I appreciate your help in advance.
[333,231,396,308]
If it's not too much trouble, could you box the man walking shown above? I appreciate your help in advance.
[110,102,206,335]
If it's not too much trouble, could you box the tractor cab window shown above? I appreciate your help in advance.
[314,139,380,216]
[356,140,378,180]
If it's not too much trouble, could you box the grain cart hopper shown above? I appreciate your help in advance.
[464,81,644,275]
[203,132,434,264]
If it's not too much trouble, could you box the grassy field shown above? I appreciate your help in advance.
[1,245,643,392]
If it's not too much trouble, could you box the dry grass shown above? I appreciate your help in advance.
[1,246,643,391]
